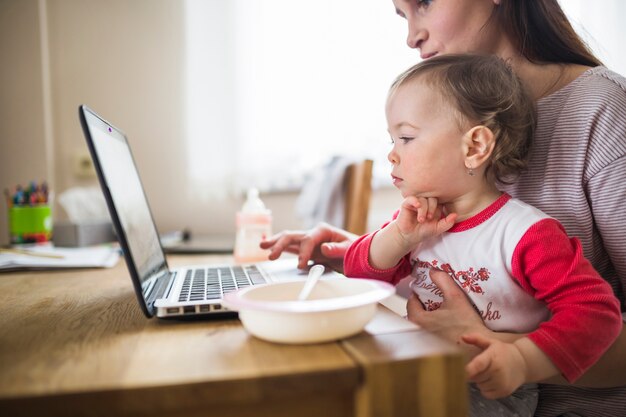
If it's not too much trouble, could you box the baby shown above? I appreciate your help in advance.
[344,54,622,417]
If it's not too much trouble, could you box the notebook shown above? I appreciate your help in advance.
[78,105,337,319]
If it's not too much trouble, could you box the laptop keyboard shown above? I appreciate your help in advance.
[178,265,266,302]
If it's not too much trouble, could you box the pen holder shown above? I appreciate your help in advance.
[9,205,53,244]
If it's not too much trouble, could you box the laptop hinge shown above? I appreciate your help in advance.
[146,271,176,308]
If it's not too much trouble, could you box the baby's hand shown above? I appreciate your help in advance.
[462,333,528,399]
[395,196,456,245]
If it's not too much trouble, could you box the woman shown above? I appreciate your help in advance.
[260,1,626,416]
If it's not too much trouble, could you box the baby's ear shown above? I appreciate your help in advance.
[462,125,495,169]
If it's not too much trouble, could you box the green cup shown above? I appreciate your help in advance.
[9,205,53,243]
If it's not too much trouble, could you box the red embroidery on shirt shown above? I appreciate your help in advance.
[423,299,442,311]
[414,259,491,295]
[414,280,444,298]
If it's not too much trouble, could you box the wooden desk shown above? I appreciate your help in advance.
[0,255,468,417]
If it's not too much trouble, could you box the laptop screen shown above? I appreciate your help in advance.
[80,106,168,302]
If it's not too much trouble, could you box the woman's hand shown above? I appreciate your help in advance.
[259,222,357,271]
[406,269,490,356]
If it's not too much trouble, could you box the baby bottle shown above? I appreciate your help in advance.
[234,188,272,263]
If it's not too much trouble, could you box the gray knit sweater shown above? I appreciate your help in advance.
[500,66,626,417]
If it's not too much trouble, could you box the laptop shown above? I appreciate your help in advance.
[78,105,336,319]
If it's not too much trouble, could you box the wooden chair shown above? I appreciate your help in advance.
[343,159,374,235]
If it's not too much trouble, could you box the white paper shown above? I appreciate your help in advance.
[0,244,121,271]
[364,294,420,335]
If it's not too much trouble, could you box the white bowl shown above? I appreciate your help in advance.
[223,278,395,344]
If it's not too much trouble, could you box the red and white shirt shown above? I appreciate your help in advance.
[344,193,622,382]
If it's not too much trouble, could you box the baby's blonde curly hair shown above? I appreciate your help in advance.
[389,54,536,184]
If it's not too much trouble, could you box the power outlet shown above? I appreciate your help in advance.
[73,151,96,178]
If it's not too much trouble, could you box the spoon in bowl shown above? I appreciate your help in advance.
[297,264,325,301]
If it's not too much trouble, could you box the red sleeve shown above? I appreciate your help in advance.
[511,218,623,382]
[343,210,412,285]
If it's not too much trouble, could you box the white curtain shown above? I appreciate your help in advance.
[183,0,626,200]
[184,0,416,199]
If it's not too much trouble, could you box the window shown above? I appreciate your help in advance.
[184,0,416,197]
[560,0,626,75]
[184,0,626,198]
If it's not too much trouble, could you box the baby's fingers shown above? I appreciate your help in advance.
[400,196,420,213]
[465,351,492,381]
[436,212,457,234]
[425,198,438,220]
[413,197,431,222]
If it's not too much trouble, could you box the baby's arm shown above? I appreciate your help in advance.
[463,334,558,399]
[369,196,456,269]
[464,218,622,399]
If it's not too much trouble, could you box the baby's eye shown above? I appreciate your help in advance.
[399,136,414,143]
[417,0,433,8]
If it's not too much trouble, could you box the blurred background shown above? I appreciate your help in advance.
[1,0,624,246]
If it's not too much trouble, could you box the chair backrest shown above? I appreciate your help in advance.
[343,159,374,235]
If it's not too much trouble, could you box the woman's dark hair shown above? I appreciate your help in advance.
[495,0,602,66]
[389,54,536,184]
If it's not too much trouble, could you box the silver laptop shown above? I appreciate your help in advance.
[79,105,335,319]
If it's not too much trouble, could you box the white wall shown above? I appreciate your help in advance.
[43,0,197,237]
[0,0,49,246]
[561,0,626,76]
